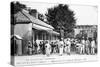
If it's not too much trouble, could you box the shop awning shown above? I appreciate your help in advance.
[33,24,53,31]
[22,9,54,30]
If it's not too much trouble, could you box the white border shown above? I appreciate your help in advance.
[0,0,100,67]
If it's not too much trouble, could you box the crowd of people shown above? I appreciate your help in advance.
[27,37,97,56]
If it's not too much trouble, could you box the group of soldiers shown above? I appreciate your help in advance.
[75,38,97,55]
[27,37,97,56]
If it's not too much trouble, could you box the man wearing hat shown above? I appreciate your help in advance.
[91,38,96,55]
[81,37,85,54]
[58,38,64,56]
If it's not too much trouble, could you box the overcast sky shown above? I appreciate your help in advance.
[20,1,98,25]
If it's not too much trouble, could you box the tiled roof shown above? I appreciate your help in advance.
[22,9,54,30]
[14,11,30,23]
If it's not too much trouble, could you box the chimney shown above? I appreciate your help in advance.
[29,9,38,19]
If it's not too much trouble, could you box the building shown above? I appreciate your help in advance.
[11,9,60,55]
[74,25,97,39]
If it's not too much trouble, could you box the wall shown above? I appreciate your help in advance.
[14,23,32,38]
[14,23,33,55]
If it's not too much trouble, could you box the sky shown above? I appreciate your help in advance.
[19,1,98,25]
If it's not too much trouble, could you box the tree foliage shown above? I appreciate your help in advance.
[11,1,26,14]
[46,4,76,38]
[11,1,26,25]
[38,13,44,21]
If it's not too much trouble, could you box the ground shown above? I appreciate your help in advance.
[12,54,98,66]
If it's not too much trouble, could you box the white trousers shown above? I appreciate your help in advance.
[59,47,63,55]
[46,48,51,56]
[91,47,95,54]
[80,45,85,54]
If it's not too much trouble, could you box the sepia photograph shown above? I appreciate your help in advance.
[11,1,98,66]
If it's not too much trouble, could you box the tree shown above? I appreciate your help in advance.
[11,1,26,25]
[38,13,44,21]
[46,4,76,39]
[11,1,26,14]
[76,33,82,40]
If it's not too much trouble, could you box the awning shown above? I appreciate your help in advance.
[22,9,54,30]
[33,24,53,31]
[11,34,23,40]
[33,24,59,35]
[47,30,60,35]
[52,31,60,35]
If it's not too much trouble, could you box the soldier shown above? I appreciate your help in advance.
[45,41,51,56]
[58,38,64,56]
[66,38,71,55]
[36,40,40,54]
[81,37,85,54]
[85,38,90,54]
[91,38,96,55]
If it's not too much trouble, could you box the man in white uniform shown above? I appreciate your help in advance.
[45,41,51,56]
[36,40,40,54]
[81,38,85,54]
[66,38,71,55]
[85,38,90,54]
[58,39,64,56]
[91,38,96,55]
